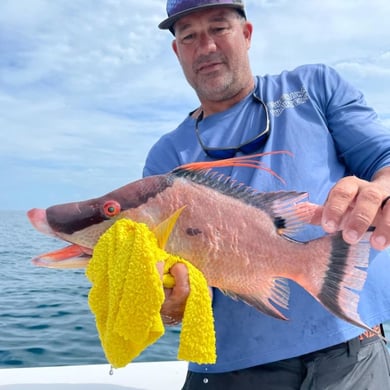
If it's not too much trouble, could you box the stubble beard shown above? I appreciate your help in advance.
[192,71,240,103]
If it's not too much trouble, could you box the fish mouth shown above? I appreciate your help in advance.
[28,208,92,268]
[32,244,92,269]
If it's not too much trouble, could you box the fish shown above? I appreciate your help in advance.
[27,152,375,334]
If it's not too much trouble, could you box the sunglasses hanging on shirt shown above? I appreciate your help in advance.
[195,93,270,159]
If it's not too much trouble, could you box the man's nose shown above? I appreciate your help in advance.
[197,32,217,54]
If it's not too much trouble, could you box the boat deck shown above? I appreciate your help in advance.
[0,361,188,389]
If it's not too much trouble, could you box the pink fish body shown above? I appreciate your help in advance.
[27,154,374,333]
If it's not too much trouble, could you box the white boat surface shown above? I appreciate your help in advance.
[0,361,188,389]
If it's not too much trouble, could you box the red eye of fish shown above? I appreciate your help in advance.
[103,201,121,218]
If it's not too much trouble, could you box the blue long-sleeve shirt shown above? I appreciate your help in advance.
[143,64,390,373]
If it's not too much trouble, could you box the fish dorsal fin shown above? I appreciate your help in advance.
[260,192,316,236]
[174,163,315,237]
[172,153,319,237]
[172,151,291,184]
[153,206,187,249]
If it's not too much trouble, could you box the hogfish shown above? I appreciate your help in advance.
[27,152,374,333]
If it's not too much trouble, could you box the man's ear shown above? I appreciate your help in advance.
[244,21,253,48]
[172,39,178,57]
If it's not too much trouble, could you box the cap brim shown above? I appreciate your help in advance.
[159,4,245,31]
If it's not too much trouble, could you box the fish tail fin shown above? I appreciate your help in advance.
[299,231,384,337]
[174,151,292,184]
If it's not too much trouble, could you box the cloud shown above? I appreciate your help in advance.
[0,0,389,210]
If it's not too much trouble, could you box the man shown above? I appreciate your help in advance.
[143,0,390,388]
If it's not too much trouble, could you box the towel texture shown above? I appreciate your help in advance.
[86,218,216,368]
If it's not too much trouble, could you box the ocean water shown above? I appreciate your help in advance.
[0,210,180,368]
[1,211,389,369]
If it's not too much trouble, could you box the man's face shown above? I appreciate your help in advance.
[172,8,253,103]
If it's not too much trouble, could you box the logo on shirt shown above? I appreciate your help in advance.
[267,87,309,117]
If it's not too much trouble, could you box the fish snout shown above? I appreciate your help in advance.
[27,208,56,237]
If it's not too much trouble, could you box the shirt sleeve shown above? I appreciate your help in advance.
[316,64,390,180]
[142,132,182,177]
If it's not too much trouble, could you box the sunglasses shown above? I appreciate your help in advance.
[195,93,270,159]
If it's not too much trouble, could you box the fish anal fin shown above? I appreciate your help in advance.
[153,206,187,249]
[221,277,290,321]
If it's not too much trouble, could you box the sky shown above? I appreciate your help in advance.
[1,0,390,211]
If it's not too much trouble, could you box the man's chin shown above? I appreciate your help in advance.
[195,77,235,100]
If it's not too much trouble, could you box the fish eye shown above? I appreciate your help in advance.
[102,200,121,218]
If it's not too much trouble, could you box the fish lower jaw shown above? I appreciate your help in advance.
[32,254,91,269]
[31,244,92,269]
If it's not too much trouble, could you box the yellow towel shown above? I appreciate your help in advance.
[86,218,216,368]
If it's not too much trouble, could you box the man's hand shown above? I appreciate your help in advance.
[320,168,390,251]
[157,262,190,326]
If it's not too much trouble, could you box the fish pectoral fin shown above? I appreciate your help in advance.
[153,206,187,249]
[221,277,290,321]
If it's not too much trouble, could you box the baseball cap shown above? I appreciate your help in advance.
[159,0,246,32]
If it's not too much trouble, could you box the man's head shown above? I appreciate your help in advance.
[161,1,253,108]
[159,0,246,35]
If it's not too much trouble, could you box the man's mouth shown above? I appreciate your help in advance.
[197,61,223,74]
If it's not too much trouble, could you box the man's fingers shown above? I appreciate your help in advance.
[161,263,190,325]
[321,176,390,246]
[303,174,390,250]
[371,200,390,250]
[321,176,359,234]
